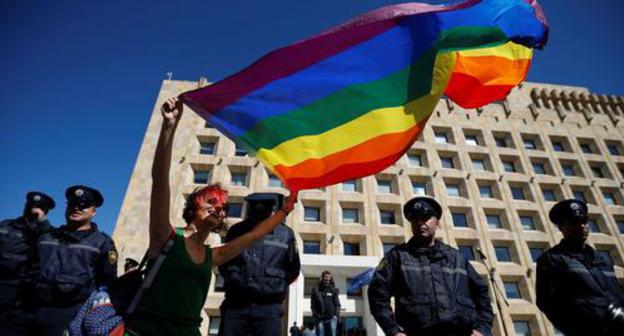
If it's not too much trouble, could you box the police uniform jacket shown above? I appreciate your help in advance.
[35,223,117,306]
[368,239,493,336]
[219,218,300,305]
[0,217,52,311]
[0,217,52,283]
[536,240,624,336]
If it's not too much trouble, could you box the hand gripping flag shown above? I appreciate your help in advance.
[182,0,548,192]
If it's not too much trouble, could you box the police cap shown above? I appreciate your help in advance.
[65,185,104,208]
[26,191,56,211]
[244,192,284,210]
[548,199,588,226]
[403,197,442,220]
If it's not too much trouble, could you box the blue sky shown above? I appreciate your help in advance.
[1,0,622,235]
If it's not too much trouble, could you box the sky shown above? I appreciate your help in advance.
[1,0,623,235]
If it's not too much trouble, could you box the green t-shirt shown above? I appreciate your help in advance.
[127,229,212,336]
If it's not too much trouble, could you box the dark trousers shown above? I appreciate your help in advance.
[0,304,81,336]
[219,303,283,336]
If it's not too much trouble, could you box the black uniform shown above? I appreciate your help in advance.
[219,193,300,336]
[0,217,52,315]
[536,241,624,335]
[368,239,493,336]
[536,199,624,336]
[4,185,118,336]
[0,191,54,326]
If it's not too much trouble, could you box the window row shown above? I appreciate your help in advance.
[405,150,624,180]
[426,127,623,157]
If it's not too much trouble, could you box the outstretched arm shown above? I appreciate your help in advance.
[212,194,297,267]
[148,97,183,258]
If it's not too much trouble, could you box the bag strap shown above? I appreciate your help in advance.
[125,229,176,316]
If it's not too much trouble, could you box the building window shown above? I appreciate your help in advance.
[228,202,243,218]
[441,157,455,169]
[562,164,575,176]
[511,187,526,200]
[494,246,512,262]
[473,158,486,171]
[529,247,544,262]
[479,185,494,199]
[434,132,449,144]
[380,210,396,225]
[495,136,508,148]
[208,317,221,336]
[458,245,475,261]
[200,142,215,155]
[234,144,248,156]
[607,143,620,156]
[304,207,321,222]
[194,170,210,184]
[587,219,600,233]
[532,162,546,175]
[520,216,536,230]
[344,242,361,256]
[231,172,247,186]
[502,160,516,173]
[542,188,556,202]
[465,134,479,146]
[486,214,503,229]
[303,240,321,254]
[596,250,614,264]
[446,183,461,197]
[412,181,427,196]
[504,282,522,299]
[304,278,317,297]
[592,166,605,178]
[603,191,617,205]
[524,139,537,150]
[616,220,624,234]
[513,321,532,336]
[580,143,592,154]
[408,154,422,167]
[342,180,357,192]
[268,174,283,188]
[377,179,394,194]
[452,212,469,228]
[552,142,565,152]
[383,243,397,255]
[342,208,359,223]
[573,190,587,203]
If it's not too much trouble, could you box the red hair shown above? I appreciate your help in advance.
[182,184,229,227]
[191,184,228,209]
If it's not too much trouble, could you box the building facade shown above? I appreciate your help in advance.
[113,79,624,336]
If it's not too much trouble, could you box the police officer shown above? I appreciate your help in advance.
[7,185,118,335]
[368,197,493,336]
[218,192,301,336]
[0,192,55,323]
[536,199,624,336]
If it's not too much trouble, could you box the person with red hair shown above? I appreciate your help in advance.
[125,97,297,336]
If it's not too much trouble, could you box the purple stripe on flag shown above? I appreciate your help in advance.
[181,0,480,115]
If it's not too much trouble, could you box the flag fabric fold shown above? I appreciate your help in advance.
[182,0,548,192]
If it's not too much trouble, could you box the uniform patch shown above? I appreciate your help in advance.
[108,250,118,265]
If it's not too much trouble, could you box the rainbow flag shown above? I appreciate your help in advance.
[182,0,548,192]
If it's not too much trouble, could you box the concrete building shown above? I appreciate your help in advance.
[113,78,624,336]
